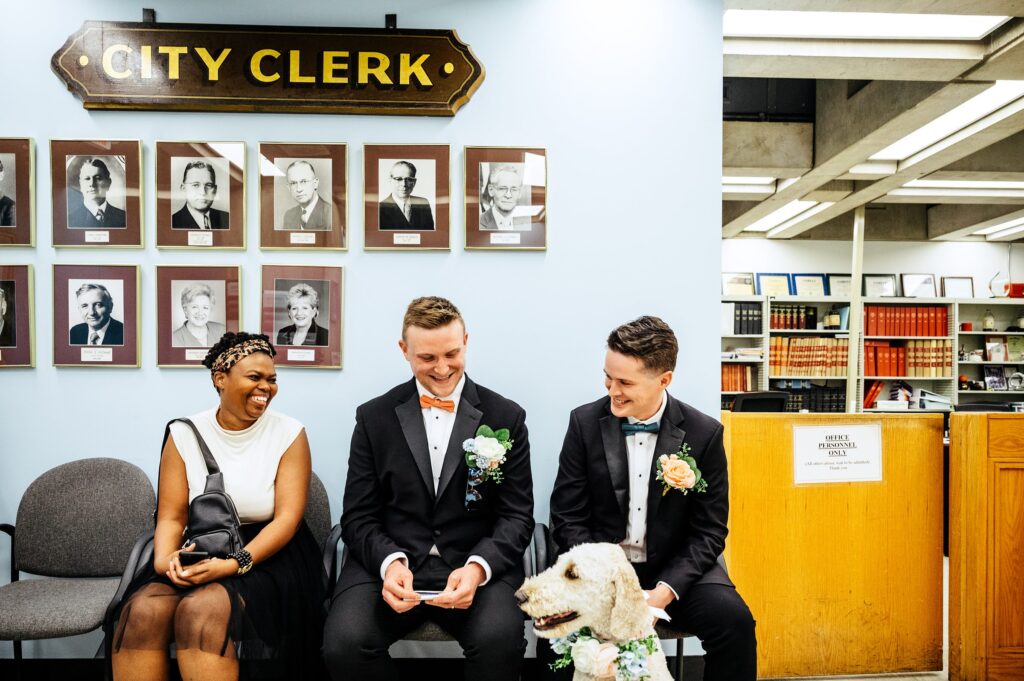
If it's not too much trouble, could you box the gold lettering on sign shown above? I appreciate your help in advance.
[358,52,392,85]
[323,51,349,84]
[140,45,153,79]
[195,47,231,81]
[158,46,188,80]
[251,49,281,83]
[289,50,315,84]
[400,53,431,86]
[102,44,132,79]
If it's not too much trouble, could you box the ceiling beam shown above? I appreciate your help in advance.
[928,203,1024,239]
[723,121,813,179]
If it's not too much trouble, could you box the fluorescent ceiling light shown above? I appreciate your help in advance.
[767,202,835,237]
[845,161,898,178]
[905,179,1024,190]
[888,188,1024,199]
[723,10,1007,41]
[870,81,1024,162]
[743,199,820,233]
[722,176,775,185]
[973,215,1024,236]
[988,223,1024,240]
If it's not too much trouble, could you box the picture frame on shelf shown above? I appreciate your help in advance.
[901,273,937,298]
[985,336,1008,362]
[863,273,898,297]
[0,264,34,367]
[1007,336,1024,362]
[156,141,246,249]
[259,143,346,250]
[0,138,34,247]
[53,264,139,367]
[465,146,547,250]
[261,264,344,369]
[941,276,974,298]
[364,144,450,250]
[792,273,827,296]
[755,273,792,296]
[826,274,852,297]
[983,365,1007,391]
[721,272,755,296]
[156,265,241,367]
[50,139,143,248]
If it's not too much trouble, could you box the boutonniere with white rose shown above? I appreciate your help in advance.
[549,626,659,680]
[463,425,513,508]
[655,443,708,497]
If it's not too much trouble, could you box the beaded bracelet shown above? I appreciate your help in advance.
[229,548,253,575]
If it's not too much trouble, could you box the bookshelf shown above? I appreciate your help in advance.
[954,299,1024,407]
[721,296,766,409]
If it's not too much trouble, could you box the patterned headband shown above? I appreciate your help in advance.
[211,338,273,374]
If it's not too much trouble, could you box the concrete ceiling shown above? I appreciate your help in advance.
[722,1,1024,242]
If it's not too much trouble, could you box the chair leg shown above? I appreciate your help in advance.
[13,639,23,681]
[673,641,685,681]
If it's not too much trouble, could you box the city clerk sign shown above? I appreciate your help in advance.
[51,21,485,116]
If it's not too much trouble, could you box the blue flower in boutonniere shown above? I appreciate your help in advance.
[463,425,513,508]
[655,443,708,497]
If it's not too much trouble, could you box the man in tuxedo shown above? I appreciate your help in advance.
[548,316,756,680]
[67,158,126,229]
[378,161,435,230]
[280,160,332,230]
[0,286,14,347]
[171,161,229,229]
[479,164,530,231]
[324,296,534,681]
[68,283,124,346]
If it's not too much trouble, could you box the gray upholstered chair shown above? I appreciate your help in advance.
[0,458,155,680]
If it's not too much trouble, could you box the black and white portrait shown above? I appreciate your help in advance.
[65,155,127,229]
[0,154,15,228]
[274,279,330,347]
[170,280,227,348]
[478,162,534,231]
[377,159,436,231]
[170,157,231,230]
[0,281,15,347]
[271,157,333,231]
[67,280,125,346]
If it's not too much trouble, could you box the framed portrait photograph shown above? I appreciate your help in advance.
[261,265,343,368]
[465,146,547,250]
[863,274,899,297]
[156,265,241,367]
[755,273,793,296]
[50,140,142,248]
[792,273,827,296]
[363,144,449,250]
[901,273,937,298]
[0,138,34,247]
[53,264,139,367]
[722,272,755,296]
[259,143,346,250]
[941,276,975,298]
[826,274,852,297]
[0,265,34,367]
[156,141,245,249]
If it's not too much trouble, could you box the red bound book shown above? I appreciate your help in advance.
[898,346,906,377]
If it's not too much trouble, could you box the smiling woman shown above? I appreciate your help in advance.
[109,332,326,681]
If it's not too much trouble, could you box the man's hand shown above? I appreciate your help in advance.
[644,583,676,626]
[382,559,420,613]
[428,563,486,610]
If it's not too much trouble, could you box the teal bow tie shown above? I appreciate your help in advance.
[621,422,659,434]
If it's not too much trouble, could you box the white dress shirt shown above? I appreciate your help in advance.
[300,194,320,227]
[379,375,492,584]
[86,319,112,345]
[491,207,515,230]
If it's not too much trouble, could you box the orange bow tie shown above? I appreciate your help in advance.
[419,395,456,413]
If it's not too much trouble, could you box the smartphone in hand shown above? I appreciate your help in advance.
[402,590,441,602]
[178,551,210,566]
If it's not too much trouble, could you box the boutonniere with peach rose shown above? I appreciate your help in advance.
[463,425,513,508]
[655,444,707,496]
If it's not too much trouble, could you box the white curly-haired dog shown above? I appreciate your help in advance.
[516,543,671,680]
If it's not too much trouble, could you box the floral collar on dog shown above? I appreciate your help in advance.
[549,627,659,680]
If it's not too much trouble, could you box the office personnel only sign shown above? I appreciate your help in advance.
[792,424,882,484]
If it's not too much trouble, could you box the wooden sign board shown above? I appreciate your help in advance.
[51,21,485,116]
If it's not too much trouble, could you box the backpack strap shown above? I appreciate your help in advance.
[165,417,221,475]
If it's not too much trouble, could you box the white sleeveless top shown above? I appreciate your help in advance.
[169,408,304,523]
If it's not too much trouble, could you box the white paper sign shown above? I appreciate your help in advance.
[81,347,113,362]
[393,233,421,245]
[793,424,882,484]
[188,231,214,247]
[490,233,521,245]
[84,230,110,243]
[288,349,316,361]
[185,349,207,361]
[290,232,317,245]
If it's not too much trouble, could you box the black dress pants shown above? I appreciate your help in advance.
[323,557,526,681]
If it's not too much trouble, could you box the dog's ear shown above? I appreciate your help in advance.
[607,560,649,641]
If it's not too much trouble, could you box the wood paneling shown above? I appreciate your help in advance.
[722,413,944,678]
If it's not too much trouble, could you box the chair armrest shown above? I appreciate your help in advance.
[0,523,15,584]
[103,533,154,635]
[322,523,343,595]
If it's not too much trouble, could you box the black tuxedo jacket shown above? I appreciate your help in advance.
[172,206,229,229]
[67,198,126,229]
[69,318,124,345]
[339,376,534,592]
[378,195,435,231]
[550,393,731,600]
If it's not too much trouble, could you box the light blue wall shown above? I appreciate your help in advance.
[0,0,722,658]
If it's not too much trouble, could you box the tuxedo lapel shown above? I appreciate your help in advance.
[395,384,435,502]
[600,410,629,517]
[435,378,483,504]
[647,396,687,524]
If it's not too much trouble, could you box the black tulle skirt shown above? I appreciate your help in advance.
[113,521,327,680]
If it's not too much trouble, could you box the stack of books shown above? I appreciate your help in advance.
[721,302,763,335]
[770,304,818,330]
[770,336,849,377]
[864,340,952,377]
[722,364,756,392]
[914,387,952,410]
[863,305,948,336]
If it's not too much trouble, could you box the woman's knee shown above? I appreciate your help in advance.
[173,584,231,649]
[114,592,178,649]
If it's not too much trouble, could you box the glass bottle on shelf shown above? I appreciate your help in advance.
[982,309,996,331]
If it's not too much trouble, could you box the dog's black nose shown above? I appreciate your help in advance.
[514,589,528,606]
